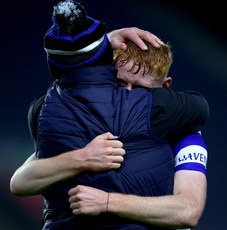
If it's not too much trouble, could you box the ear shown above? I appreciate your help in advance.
[162,77,172,88]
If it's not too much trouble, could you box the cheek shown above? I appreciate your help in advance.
[116,68,121,77]
[116,68,126,80]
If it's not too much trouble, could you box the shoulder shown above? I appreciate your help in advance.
[148,87,209,141]
[149,87,205,103]
[150,87,209,118]
[27,92,47,147]
[28,93,46,121]
[28,93,46,126]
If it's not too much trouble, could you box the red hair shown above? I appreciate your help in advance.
[113,40,172,81]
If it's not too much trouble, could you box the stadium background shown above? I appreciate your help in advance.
[0,0,226,229]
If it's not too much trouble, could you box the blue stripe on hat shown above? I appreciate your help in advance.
[47,33,108,69]
[47,17,99,42]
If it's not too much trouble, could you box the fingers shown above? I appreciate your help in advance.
[97,132,118,140]
[121,27,164,50]
[68,185,107,215]
[141,30,164,48]
[102,135,125,156]
[111,147,125,156]
[69,195,78,205]
[96,132,124,148]
[104,155,124,169]
[68,185,79,197]
[125,28,150,50]
[110,163,121,169]
[108,27,164,51]
[84,133,125,171]
[129,28,164,50]
[110,38,126,51]
[68,186,82,215]
[109,140,123,148]
[104,145,125,158]
[111,155,124,163]
[68,185,86,199]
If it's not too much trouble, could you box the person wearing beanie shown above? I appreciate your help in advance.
[44,0,113,78]
[10,1,209,229]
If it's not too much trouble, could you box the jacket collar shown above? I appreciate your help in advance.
[59,65,118,88]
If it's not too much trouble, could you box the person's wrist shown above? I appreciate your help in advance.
[105,192,118,213]
[70,148,88,172]
[106,193,126,214]
[106,192,110,212]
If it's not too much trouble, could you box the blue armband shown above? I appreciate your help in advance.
[172,133,207,174]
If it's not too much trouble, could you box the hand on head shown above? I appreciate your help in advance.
[108,27,164,51]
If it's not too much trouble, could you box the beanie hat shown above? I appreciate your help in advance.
[44,0,113,78]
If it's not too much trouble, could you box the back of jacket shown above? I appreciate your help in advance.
[37,66,203,230]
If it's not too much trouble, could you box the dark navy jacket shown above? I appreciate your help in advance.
[34,65,209,230]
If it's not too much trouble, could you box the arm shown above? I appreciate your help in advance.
[108,27,164,50]
[68,170,206,228]
[68,133,207,228]
[10,132,125,197]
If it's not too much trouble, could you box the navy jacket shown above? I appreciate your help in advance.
[33,65,209,230]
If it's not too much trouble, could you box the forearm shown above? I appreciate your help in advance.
[10,151,85,196]
[69,185,199,228]
[108,171,206,228]
[108,193,195,228]
[10,132,125,197]
[69,172,206,228]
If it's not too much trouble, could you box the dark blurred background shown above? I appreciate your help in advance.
[1,0,226,229]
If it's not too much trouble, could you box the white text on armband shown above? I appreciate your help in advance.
[175,145,207,168]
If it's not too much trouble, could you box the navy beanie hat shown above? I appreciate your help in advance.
[44,0,113,78]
